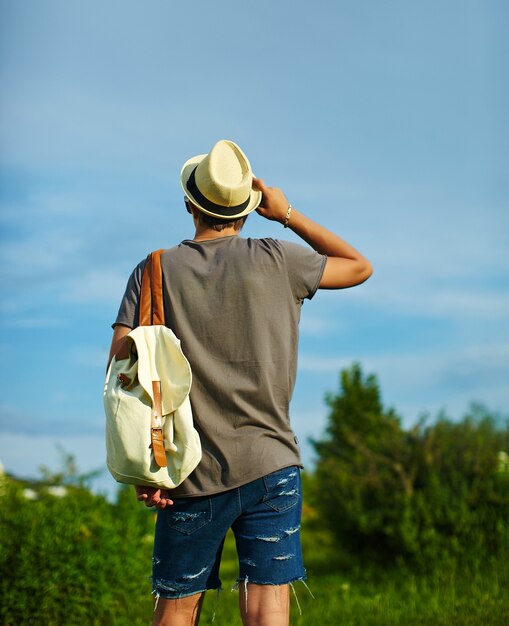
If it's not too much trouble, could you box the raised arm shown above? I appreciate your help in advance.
[253,178,373,289]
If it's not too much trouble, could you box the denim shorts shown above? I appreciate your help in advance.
[152,466,305,599]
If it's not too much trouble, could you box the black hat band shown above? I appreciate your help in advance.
[186,167,251,217]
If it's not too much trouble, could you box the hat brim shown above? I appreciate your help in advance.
[180,154,262,220]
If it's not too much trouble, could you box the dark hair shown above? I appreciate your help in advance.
[198,212,248,232]
[185,198,247,232]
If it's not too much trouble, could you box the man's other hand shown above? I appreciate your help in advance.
[134,485,174,509]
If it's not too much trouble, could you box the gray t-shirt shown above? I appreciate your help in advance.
[114,235,326,496]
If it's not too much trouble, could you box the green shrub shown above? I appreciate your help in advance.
[310,364,509,568]
[0,480,155,625]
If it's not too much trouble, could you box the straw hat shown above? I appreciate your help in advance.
[180,140,262,219]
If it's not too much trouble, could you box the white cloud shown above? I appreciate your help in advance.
[293,341,509,467]
[346,282,509,319]
[300,341,509,379]
[0,190,85,224]
[0,403,104,436]
[1,317,68,329]
[299,342,509,422]
[71,346,109,369]
[0,229,83,283]
[299,313,340,336]
[0,432,115,498]
[426,289,509,318]
[299,355,352,374]
[62,269,128,305]
[0,81,221,176]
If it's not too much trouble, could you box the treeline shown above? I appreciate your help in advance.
[309,364,509,569]
[1,364,508,623]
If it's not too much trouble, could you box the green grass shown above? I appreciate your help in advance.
[203,532,508,625]
[130,529,508,625]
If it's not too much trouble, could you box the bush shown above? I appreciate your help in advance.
[0,478,155,625]
[310,364,509,568]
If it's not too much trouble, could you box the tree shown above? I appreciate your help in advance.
[310,363,509,566]
[311,363,416,559]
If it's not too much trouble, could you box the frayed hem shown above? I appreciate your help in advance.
[152,584,222,601]
[231,573,308,589]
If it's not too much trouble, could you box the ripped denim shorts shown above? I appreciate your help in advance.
[152,466,305,599]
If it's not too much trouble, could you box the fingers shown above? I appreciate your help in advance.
[154,497,174,510]
[252,177,267,208]
[134,485,173,508]
[154,490,174,509]
[147,496,174,509]
[135,485,150,501]
[252,176,267,193]
[150,490,166,508]
[252,178,287,207]
[137,492,155,507]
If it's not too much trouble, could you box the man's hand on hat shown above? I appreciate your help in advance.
[253,177,291,225]
[134,485,174,509]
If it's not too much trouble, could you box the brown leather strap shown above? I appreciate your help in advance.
[151,380,167,468]
[139,251,168,467]
[151,250,165,325]
[139,252,153,326]
[139,250,165,326]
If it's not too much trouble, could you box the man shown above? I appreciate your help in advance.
[108,140,372,626]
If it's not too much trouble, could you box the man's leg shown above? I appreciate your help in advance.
[152,490,233,625]
[239,583,290,626]
[152,593,205,626]
[232,467,305,626]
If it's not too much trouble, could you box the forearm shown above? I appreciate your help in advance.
[286,207,365,261]
[252,177,372,288]
[286,207,372,288]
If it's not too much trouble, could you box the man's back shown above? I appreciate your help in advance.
[115,235,326,495]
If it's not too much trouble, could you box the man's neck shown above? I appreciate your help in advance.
[192,225,239,242]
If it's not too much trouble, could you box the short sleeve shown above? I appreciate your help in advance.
[279,241,327,301]
[112,259,145,329]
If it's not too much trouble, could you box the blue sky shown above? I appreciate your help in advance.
[1,0,508,495]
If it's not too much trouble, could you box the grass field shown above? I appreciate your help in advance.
[133,528,509,626]
[2,479,507,625]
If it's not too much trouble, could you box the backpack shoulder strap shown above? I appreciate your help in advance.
[139,249,165,326]
[138,249,168,468]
